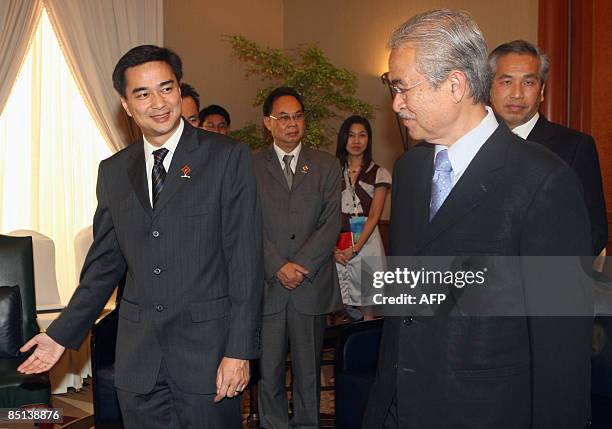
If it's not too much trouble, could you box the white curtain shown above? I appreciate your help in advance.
[0,10,112,304]
[0,0,43,115]
[44,0,164,152]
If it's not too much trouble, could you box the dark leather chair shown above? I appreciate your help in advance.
[334,318,383,429]
[91,278,125,429]
[0,234,51,407]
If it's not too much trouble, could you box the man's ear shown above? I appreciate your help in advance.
[448,70,467,103]
[263,116,272,132]
[540,82,546,103]
[120,97,133,118]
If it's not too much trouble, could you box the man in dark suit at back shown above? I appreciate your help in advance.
[489,39,608,255]
[364,9,593,429]
[253,87,342,429]
[18,45,263,429]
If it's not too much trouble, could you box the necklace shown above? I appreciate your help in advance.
[348,164,361,174]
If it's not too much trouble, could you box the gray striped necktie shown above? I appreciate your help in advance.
[283,154,294,189]
[152,148,169,208]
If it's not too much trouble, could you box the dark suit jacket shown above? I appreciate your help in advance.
[363,124,593,429]
[253,144,343,316]
[528,115,608,254]
[47,124,263,395]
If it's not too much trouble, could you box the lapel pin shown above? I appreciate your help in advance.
[180,164,191,179]
[301,164,309,174]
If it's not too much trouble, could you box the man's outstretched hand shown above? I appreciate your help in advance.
[17,333,65,374]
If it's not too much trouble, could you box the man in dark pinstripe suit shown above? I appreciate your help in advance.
[18,45,263,429]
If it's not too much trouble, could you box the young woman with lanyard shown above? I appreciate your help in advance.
[333,115,391,322]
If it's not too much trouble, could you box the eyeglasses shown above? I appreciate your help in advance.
[382,72,423,97]
[268,112,305,126]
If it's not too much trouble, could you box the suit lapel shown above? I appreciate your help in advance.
[416,125,508,252]
[526,115,553,147]
[127,139,152,217]
[264,145,291,192]
[411,146,435,249]
[152,124,201,217]
[291,145,311,192]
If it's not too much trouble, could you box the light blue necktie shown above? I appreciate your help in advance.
[429,149,453,221]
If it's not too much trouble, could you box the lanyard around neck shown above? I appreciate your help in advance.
[346,165,360,216]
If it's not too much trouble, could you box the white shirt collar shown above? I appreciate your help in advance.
[143,118,184,159]
[434,106,499,185]
[273,142,302,173]
[511,112,540,140]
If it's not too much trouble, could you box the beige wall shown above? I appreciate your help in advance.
[163,0,284,128]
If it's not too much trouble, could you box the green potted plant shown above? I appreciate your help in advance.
[227,35,374,150]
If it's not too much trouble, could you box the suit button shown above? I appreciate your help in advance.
[402,317,413,325]
[153,267,162,275]
[152,230,160,238]
[290,234,296,240]
[586,419,592,428]
[155,304,164,312]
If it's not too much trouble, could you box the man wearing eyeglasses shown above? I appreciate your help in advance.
[253,86,342,429]
[363,9,592,429]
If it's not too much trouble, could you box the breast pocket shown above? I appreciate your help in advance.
[178,203,210,217]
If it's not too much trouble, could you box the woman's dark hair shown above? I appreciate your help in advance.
[335,115,373,170]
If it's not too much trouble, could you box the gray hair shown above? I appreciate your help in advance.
[388,9,490,104]
[488,40,550,84]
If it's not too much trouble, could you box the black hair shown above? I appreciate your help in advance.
[262,86,304,116]
[180,83,200,111]
[335,115,373,170]
[112,45,183,97]
[198,104,231,127]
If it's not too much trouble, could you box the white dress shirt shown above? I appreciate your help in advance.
[434,106,499,187]
[143,119,184,206]
[511,112,540,140]
[273,142,302,173]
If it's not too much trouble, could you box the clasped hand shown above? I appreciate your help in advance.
[276,262,309,290]
[334,247,355,266]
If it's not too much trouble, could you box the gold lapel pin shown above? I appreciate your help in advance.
[180,164,191,179]
[301,165,309,174]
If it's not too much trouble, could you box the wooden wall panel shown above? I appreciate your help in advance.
[538,0,569,125]
[591,0,612,245]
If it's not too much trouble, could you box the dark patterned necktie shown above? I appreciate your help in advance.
[283,154,294,189]
[152,148,169,208]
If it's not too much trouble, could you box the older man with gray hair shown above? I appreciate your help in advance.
[364,9,592,429]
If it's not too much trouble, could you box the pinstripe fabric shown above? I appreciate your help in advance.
[152,148,169,208]
[47,125,263,399]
